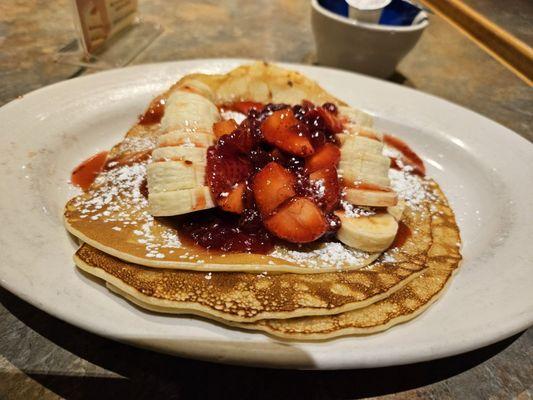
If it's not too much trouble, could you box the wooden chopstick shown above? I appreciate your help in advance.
[419,0,533,85]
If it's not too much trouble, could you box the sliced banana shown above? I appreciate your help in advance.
[157,130,215,148]
[344,187,397,207]
[161,91,220,132]
[152,146,207,164]
[387,200,406,221]
[149,187,215,217]
[147,161,206,193]
[337,119,398,207]
[340,168,391,188]
[335,210,398,252]
[340,135,383,156]
[338,106,374,128]
[339,153,391,183]
[339,124,384,143]
[147,86,219,217]
[177,79,216,102]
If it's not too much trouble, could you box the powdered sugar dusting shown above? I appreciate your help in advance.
[340,199,376,218]
[389,168,437,209]
[116,136,156,154]
[312,178,326,198]
[220,110,246,124]
[72,161,182,258]
[271,242,372,270]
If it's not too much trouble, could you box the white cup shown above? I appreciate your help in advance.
[311,0,428,78]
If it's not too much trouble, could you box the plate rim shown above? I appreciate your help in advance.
[1,58,532,369]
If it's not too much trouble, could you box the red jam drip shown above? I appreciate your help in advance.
[139,98,166,125]
[384,134,425,176]
[71,151,109,191]
[178,210,274,254]
[390,221,411,249]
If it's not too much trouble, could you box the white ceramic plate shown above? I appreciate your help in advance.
[1,60,532,369]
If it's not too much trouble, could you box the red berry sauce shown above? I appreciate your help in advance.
[180,100,343,253]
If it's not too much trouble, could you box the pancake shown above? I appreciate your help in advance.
[73,187,440,322]
[64,62,383,273]
[99,185,461,339]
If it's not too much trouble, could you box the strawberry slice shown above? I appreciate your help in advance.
[252,162,296,216]
[206,147,252,198]
[316,106,343,133]
[264,197,327,243]
[261,109,314,157]
[309,167,340,212]
[213,119,238,139]
[305,143,340,173]
[226,101,264,115]
[218,182,246,214]
[217,126,256,155]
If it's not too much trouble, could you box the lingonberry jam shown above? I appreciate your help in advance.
[179,209,274,253]
[185,100,344,252]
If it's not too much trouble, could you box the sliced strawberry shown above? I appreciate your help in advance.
[252,162,296,217]
[264,197,327,243]
[213,119,238,139]
[218,182,246,214]
[261,109,314,157]
[304,143,340,173]
[206,147,252,198]
[309,167,340,212]
[384,134,426,176]
[316,106,343,133]
[217,126,256,155]
[226,101,264,115]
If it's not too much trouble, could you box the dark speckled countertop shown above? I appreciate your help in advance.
[0,1,532,399]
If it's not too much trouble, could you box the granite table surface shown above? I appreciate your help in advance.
[0,0,532,399]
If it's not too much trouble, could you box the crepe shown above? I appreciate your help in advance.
[96,185,461,339]
[64,62,379,273]
[73,187,442,322]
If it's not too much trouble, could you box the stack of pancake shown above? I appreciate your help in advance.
[64,63,461,340]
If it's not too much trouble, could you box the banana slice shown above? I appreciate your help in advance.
[339,125,384,143]
[338,106,374,128]
[387,200,406,221]
[337,122,399,207]
[152,147,207,164]
[177,79,216,102]
[339,153,391,182]
[335,210,398,252]
[344,187,397,207]
[161,91,220,132]
[149,187,215,217]
[158,130,215,148]
[340,135,383,156]
[147,86,219,218]
[147,161,206,193]
[341,168,391,188]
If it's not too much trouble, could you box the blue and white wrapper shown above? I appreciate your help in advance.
[319,0,426,26]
